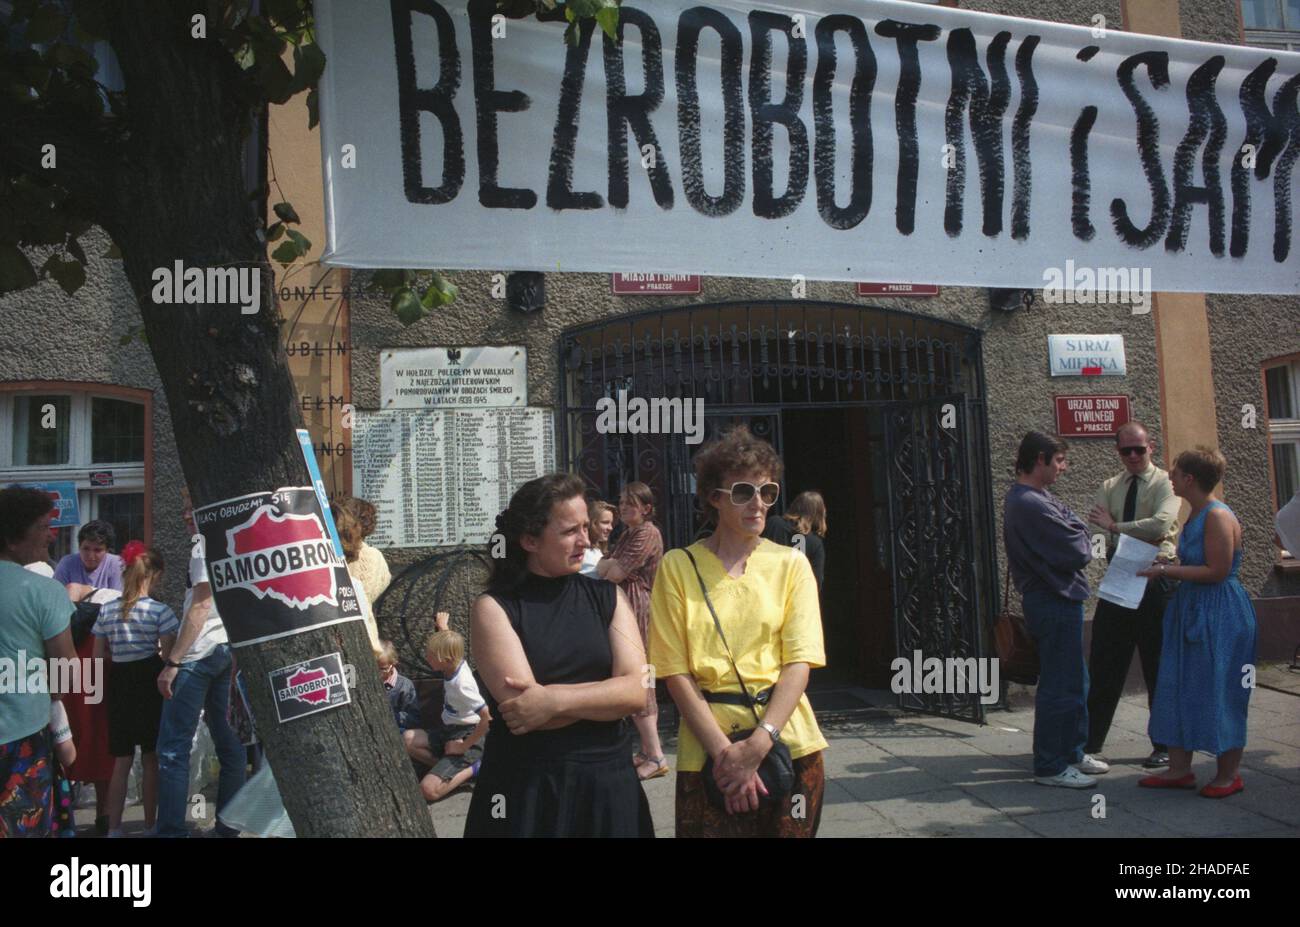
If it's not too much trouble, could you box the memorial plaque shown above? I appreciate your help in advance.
[380,346,526,410]
[352,408,555,548]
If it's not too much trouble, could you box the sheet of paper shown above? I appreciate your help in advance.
[1097,533,1161,610]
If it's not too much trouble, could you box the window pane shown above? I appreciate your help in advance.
[1287,0,1300,29]
[12,395,71,466]
[91,397,145,463]
[1266,365,1296,419]
[1274,443,1299,513]
[95,493,145,549]
[49,526,74,564]
[1244,0,1285,28]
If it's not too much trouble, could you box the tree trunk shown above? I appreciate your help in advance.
[99,1,434,837]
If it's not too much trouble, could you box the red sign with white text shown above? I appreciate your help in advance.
[611,274,701,295]
[1054,395,1131,437]
[857,283,939,296]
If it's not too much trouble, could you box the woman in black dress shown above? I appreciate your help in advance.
[464,473,654,837]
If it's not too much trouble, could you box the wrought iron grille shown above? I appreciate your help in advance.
[884,395,988,722]
[560,301,977,412]
[558,301,995,722]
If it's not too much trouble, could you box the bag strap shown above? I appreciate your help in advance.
[683,548,763,728]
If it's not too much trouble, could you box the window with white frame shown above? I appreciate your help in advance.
[0,389,148,560]
[1265,359,1300,557]
[1242,0,1300,50]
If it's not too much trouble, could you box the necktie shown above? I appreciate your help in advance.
[1122,474,1139,523]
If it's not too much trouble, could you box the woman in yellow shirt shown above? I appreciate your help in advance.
[650,425,827,837]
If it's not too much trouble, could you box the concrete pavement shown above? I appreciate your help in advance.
[424,686,1300,838]
[93,685,1299,837]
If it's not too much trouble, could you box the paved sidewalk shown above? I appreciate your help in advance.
[427,687,1300,838]
[94,686,1298,837]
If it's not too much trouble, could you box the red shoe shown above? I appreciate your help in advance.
[1199,776,1244,799]
[1138,773,1197,789]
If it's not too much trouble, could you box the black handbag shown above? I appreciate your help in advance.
[683,549,795,809]
[70,591,102,648]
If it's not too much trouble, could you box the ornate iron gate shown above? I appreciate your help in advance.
[558,302,995,721]
[884,395,988,722]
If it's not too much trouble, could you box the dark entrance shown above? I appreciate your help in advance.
[558,302,996,722]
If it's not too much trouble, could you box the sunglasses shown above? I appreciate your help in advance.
[1118,446,1148,457]
[712,481,780,506]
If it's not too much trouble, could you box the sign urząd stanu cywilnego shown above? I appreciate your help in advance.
[194,488,365,647]
[313,0,1300,294]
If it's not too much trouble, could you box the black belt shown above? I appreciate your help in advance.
[701,687,772,708]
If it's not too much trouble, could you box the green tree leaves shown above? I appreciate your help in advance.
[42,252,84,294]
[0,244,38,294]
[370,269,459,327]
[0,0,621,301]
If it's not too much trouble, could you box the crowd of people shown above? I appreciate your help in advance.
[0,487,406,839]
[1004,424,1258,797]
[1,415,1268,838]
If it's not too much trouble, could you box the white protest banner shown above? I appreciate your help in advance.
[314,0,1300,294]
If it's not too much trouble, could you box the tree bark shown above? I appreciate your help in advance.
[88,1,435,836]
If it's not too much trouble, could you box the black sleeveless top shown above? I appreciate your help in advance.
[483,571,627,755]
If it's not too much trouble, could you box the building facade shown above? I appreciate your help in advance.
[3,0,1297,721]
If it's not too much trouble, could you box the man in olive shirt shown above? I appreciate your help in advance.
[1085,421,1181,769]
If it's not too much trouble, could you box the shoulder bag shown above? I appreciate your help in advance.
[70,590,102,648]
[993,563,1039,686]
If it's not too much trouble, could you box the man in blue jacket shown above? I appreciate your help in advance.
[1003,432,1107,788]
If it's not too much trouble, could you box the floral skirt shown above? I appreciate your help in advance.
[0,729,73,838]
[675,750,825,838]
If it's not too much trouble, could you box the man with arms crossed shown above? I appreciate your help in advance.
[1004,432,1105,788]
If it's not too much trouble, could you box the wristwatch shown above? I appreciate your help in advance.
[759,721,782,744]
[164,659,183,669]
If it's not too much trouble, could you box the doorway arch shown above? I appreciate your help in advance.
[558,301,998,722]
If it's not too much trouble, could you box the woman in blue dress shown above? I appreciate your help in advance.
[1137,447,1256,798]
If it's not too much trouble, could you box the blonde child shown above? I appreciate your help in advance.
[377,640,421,732]
[401,621,489,802]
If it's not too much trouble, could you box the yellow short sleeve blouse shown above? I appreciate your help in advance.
[648,539,828,773]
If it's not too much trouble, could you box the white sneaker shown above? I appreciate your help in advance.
[1074,754,1110,775]
[1035,766,1097,789]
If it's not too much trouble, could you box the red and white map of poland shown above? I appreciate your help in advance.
[282,665,336,705]
[209,506,346,610]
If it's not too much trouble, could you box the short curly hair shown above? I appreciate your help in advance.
[693,424,784,526]
[337,496,378,538]
[1173,446,1227,494]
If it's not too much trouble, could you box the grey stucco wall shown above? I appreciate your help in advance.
[1209,296,1300,594]
[954,0,1123,30]
[0,231,190,612]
